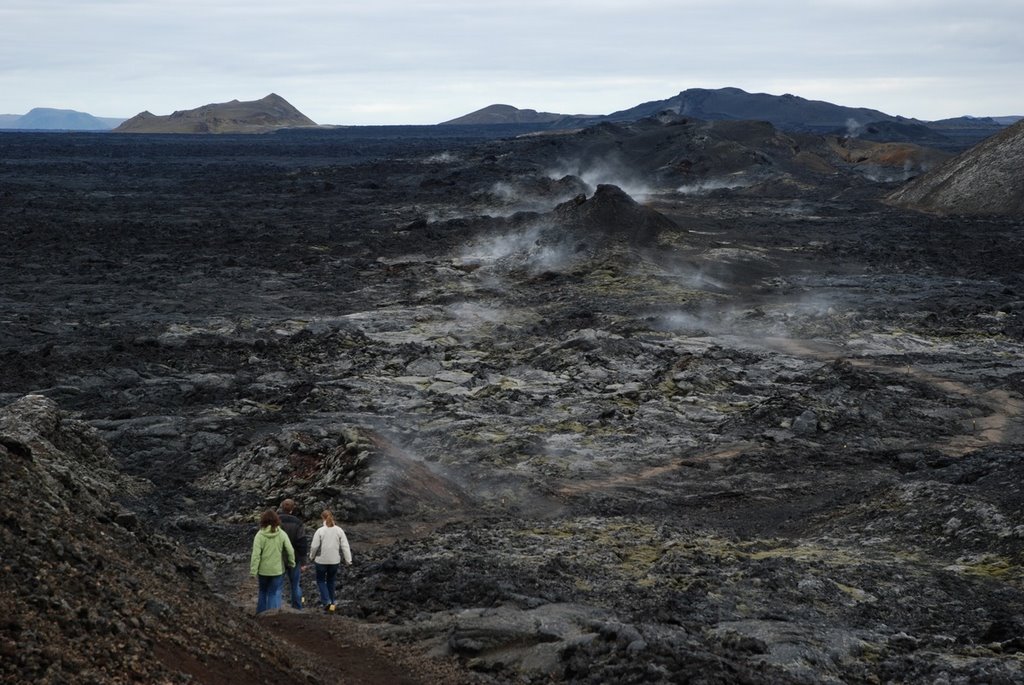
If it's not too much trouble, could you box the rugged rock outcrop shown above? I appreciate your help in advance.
[827,136,951,183]
[477,115,941,196]
[114,93,315,134]
[201,423,472,521]
[886,119,1024,215]
[0,395,299,683]
[550,184,676,247]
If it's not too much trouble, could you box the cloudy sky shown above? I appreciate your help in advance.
[1,0,1021,124]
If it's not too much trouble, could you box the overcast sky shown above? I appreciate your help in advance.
[1,0,1021,124]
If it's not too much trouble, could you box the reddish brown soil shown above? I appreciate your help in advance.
[157,611,480,685]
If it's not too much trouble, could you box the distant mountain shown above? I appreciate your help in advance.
[919,116,1006,150]
[114,93,315,134]
[926,115,1003,129]
[602,87,901,131]
[886,119,1024,215]
[440,87,1014,151]
[0,107,122,130]
[443,87,908,132]
[992,116,1023,126]
[441,104,584,126]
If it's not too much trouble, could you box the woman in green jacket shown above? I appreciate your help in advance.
[250,509,296,613]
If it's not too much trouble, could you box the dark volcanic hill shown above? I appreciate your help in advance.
[114,93,315,134]
[441,104,586,126]
[852,120,955,148]
[441,88,1008,150]
[442,88,900,133]
[603,87,901,131]
[886,118,1024,215]
[444,87,901,132]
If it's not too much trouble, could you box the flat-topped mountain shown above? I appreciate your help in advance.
[114,93,315,134]
[886,118,1024,215]
[0,107,122,130]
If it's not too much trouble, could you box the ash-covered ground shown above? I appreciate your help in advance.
[2,120,1024,684]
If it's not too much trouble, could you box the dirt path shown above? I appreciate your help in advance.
[257,612,478,685]
[211,518,482,685]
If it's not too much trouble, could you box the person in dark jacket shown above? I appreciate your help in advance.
[277,498,308,609]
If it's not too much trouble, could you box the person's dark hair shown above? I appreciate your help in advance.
[322,510,336,527]
[260,509,281,530]
[280,498,295,514]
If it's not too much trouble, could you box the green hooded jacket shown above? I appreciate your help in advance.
[250,526,296,577]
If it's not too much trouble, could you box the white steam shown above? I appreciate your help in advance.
[676,176,751,195]
[860,159,918,183]
[546,157,653,200]
[480,180,580,217]
[458,222,575,273]
[658,292,845,339]
[447,301,506,325]
[423,151,459,164]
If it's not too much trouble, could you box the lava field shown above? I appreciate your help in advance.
[2,121,1024,684]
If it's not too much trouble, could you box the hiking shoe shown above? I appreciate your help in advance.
[328,604,336,613]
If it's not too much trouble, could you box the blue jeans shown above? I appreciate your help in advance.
[256,574,284,614]
[315,562,340,606]
[284,564,303,609]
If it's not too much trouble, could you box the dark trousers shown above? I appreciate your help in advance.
[256,574,283,613]
[314,562,340,606]
[284,564,303,609]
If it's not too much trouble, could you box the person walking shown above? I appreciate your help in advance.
[250,509,296,614]
[308,509,352,612]
[277,498,308,609]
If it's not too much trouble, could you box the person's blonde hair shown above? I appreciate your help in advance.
[322,510,335,527]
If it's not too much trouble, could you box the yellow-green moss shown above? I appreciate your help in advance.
[952,556,1022,584]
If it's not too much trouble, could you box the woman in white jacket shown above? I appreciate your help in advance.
[308,509,352,612]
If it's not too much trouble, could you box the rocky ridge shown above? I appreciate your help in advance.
[0,396,302,683]
[886,119,1024,215]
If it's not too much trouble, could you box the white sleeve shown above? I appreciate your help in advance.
[338,527,352,565]
[308,528,322,561]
